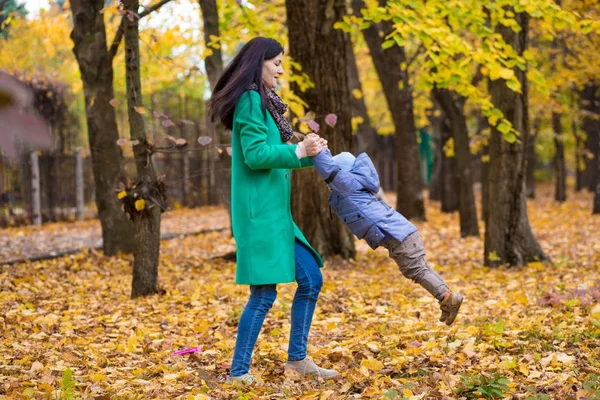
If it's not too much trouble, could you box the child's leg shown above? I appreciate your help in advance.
[384,231,463,325]
[384,232,448,301]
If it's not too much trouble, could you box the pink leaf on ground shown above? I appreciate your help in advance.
[171,346,201,356]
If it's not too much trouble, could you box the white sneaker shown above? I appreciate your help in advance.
[285,357,339,379]
[226,373,256,386]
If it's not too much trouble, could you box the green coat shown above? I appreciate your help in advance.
[231,90,324,285]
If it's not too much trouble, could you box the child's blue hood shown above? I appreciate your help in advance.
[348,153,380,194]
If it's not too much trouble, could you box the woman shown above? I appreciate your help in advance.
[208,37,338,385]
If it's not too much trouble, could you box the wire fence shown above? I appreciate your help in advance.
[0,137,402,227]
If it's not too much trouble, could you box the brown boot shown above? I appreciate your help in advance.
[439,291,464,326]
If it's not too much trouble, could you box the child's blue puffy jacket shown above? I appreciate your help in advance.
[312,149,417,249]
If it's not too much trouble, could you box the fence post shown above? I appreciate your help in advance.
[182,152,189,207]
[30,151,42,225]
[75,149,84,220]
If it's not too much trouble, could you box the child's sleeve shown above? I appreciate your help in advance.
[236,91,305,170]
[311,150,362,196]
[311,149,338,180]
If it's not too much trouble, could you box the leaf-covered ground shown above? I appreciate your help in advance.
[1,186,600,399]
[0,206,229,264]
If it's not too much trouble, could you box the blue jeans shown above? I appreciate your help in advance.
[230,240,323,377]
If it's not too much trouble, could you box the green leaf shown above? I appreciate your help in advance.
[382,39,395,50]
[393,34,406,47]
[506,78,521,93]
[497,122,511,135]
[504,131,517,143]
[62,367,73,389]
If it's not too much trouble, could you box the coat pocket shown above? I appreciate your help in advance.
[364,224,385,249]
[340,212,369,238]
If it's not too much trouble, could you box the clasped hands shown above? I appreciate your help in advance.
[301,133,328,156]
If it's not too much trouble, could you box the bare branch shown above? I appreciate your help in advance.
[109,0,173,61]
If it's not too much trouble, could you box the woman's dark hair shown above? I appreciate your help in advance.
[208,37,284,130]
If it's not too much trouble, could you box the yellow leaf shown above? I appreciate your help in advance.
[352,88,363,99]
[462,340,476,358]
[500,68,515,80]
[134,106,146,115]
[591,304,600,320]
[135,199,145,211]
[163,373,179,380]
[467,326,479,335]
[519,363,529,375]
[320,390,335,400]
[361,358,384,371]
[90,373,105,382]
[403,389,414,398]
[117,191,127,200]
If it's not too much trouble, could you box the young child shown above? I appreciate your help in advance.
[311,146,463,325]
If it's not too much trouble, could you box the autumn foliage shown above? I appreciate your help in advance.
[1,187,599,399]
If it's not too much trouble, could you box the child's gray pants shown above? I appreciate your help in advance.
[382,231,448,301]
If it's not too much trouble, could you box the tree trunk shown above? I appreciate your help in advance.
[594,140,600,214]
[484,11,547,267]
[574,116,583,192]
[199,0,222,89]
[581,84,600,213]
[525,118,539,198]
[580,84,600,193]
[478,115,490,223]
[70,0,135,255]
[346,37,378,157]
[124,0,162,298]
[286,0,355,258]
[354,0,425,220]
[199,0,232,235]
[433,88,479,237]
[428,110,443,201]
[552,112,567,202]
[440,117,459,213]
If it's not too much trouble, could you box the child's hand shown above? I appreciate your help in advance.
[306,133,328,152]
[303,134,323,156]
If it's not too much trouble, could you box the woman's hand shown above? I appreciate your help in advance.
[303,134,324,156]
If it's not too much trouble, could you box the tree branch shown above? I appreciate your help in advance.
[108,0,173,61]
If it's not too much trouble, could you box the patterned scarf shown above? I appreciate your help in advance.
[250,83,294,143]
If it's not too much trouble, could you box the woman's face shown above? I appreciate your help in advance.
[262,52,284,89]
